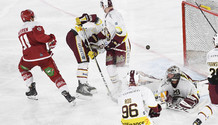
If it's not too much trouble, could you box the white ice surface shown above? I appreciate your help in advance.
[0,0,217,125]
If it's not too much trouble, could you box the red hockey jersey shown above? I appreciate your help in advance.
[18,21,54,62]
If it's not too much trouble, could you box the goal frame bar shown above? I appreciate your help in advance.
[182,1,218,66]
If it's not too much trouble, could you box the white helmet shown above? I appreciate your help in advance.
[166,65,181,83]
[213,33,218,47]
[100,0,113,9]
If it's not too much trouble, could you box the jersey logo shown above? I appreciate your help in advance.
[37,27,42,31]
[44,67,54,76]
[173,89,180,96]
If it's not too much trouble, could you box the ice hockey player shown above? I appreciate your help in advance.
[66,13,106,98]
[18,9,75,104]
[100,0,131,100]
[118,70,162,125]
[193,34,218,125]
[158,65,199,112]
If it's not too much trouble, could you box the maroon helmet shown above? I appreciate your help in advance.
[128,70,138,86]
[21,9,34,22]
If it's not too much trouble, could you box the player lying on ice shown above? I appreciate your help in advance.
[153,65,199,112]
[118,70,162,125]
[132,65,200,112]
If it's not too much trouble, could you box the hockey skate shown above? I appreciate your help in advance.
[193,118,202,125]
[26,82,38,100]
[85,84,97,94]
[61,90,76,106]
[76,83,93,100]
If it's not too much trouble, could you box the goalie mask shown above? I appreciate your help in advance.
[166,65,181,88]
[127,70,139,86]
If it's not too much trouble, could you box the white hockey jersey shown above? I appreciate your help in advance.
[104,9,130,48]
[74,21,107,54]
[159,76,198,98]
[118,86,158,125]
[206,48,218,77]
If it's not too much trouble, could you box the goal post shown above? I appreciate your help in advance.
[182,0,218,68]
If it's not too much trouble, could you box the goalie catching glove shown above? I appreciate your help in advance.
[88,50,98,59]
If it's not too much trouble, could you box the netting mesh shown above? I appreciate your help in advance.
[183,0,218,66]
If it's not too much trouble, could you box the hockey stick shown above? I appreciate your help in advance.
[111,48,128,52]
[137,72,162,82]
[81,27,115,100]
[194,1,217,33]
[138,72,208,85]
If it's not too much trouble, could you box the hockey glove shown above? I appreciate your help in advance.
[208,75,218,85]
[75,25,83,33]
[76,13,90,26]
[105,40,118,51]
[88,34,99,43]
[88,50,98,59]
[48,34,57,49]
[148,104,162,118]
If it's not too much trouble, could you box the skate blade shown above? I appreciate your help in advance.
[90,89,97,94]
[27,96,38,100]
[76,93,92,100]
[70,101,76,107]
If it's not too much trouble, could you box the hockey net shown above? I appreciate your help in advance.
[182,0,218,74]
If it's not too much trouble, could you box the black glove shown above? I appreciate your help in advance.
[208,75,218,85]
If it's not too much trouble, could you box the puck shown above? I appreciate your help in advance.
[146,45,150,50]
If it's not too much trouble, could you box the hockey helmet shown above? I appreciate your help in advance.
[21,9,34,22]
[100,0,113,9]
[127,70,139,86]
[213,33,218,47]
[166,65,181,87]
